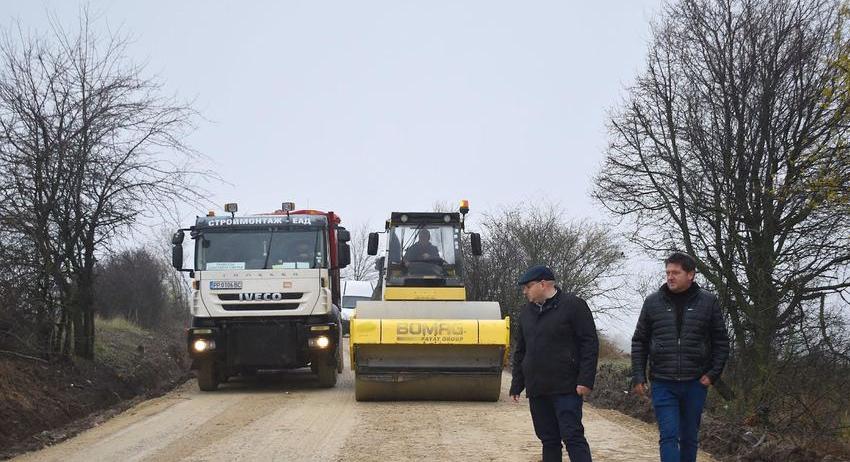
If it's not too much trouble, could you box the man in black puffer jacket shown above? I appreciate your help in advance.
[510,265,599,462]
[631,252,729,462]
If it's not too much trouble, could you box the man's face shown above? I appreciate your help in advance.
[522,280,547,303]
[665,263,695,293]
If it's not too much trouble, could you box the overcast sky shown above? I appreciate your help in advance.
[5,1,665,344]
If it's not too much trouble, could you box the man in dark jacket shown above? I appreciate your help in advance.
[631,252,729,462]
[510,265,599,462]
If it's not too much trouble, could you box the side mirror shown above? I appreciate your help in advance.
[171,244,184,269]
[375,256,385,272]
[171,230,185,245]
[470,233,482,256]
[338,242,351,268]
[367,232,379,256]
[337,228,351,242]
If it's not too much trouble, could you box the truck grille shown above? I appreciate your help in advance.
[221,303,300,311]
[216,292,303,301]
[227,324,300,367]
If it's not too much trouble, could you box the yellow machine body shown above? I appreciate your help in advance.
[350,300,509,401]
[382,286,466,301]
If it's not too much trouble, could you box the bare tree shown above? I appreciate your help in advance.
[342,223,377,281]
[0,13,205,358]
[0,230,54,356]
[595,0,850,413]
[431,200,453,213]
[152,227,191,326]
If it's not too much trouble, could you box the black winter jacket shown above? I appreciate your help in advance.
[509,288,599,398]
[631,282,729,384]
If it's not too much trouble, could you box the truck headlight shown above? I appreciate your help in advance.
[193,338,215,352]
[309,335,330,349]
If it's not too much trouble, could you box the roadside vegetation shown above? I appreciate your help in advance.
[0,314,188,459]
[591,0,850,459]
[0,10,204,458]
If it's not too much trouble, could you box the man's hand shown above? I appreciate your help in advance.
[633,382,647,397]
[576,385,592,397]
[699,375,712,387]
[511,394,521,403]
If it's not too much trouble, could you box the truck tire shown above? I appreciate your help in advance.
[197,359,219,391]
[316,359,337,388]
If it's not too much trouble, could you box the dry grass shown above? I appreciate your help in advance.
[93,315,152,373]
[94,315,146,336]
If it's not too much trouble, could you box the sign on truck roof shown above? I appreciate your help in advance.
[195,214,329,229]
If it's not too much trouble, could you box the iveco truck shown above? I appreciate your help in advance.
[171,202,351,391]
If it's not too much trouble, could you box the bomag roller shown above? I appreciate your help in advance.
[349,201,510,401]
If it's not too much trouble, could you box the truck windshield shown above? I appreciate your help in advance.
[386,224,463,285]
[195,229,325,270]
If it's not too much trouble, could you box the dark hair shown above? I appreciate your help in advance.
[665,252,696,272]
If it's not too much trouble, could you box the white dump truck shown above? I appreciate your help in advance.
[171,202,351,391]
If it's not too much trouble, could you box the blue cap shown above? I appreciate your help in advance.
[517,265,555,285]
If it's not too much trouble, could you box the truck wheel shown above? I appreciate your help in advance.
[316,360,337,388]
[197,359,219,391]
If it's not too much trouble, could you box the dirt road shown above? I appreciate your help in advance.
[14,340,716,462]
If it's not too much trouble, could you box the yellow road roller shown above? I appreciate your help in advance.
[349,201,510,401]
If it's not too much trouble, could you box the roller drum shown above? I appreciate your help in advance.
[355,373,502,401]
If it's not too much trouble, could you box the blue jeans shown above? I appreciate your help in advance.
[529,394,592,462]
[651,379,708,462]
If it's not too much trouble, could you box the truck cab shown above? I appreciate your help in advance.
[172,203,351,390]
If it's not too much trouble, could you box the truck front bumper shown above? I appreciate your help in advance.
[187,316,339,370]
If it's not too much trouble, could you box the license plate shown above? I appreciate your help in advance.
[209,280,242,290]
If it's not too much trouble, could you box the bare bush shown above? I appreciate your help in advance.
[94,248,187,329]
[465,203,627,318]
